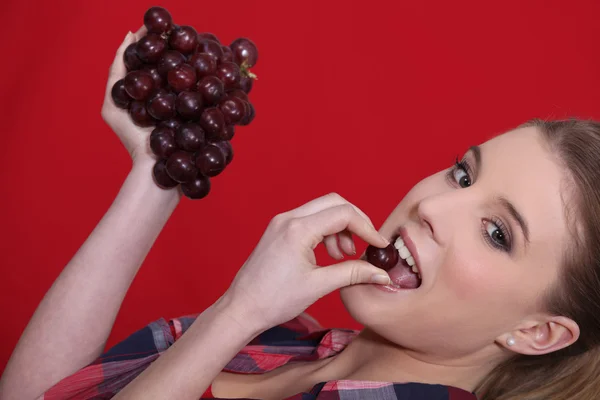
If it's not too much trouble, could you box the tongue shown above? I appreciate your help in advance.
[387,258,420,289]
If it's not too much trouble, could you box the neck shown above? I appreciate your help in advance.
[308,328,502,392]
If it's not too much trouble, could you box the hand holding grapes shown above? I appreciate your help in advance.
[102,27,156,163]
[221,193,392,333]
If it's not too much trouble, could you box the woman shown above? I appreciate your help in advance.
[2,27,600,400]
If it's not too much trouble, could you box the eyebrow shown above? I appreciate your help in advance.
[467,145,531,247]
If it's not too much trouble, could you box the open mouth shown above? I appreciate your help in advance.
[384,232,422,290]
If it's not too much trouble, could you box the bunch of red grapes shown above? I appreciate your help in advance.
[111,6,257,199]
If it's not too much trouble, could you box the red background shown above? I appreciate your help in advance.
[1,0,599,373]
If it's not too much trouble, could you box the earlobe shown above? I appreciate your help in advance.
[498,316,580,355]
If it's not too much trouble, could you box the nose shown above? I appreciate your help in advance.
[416,190,467,246]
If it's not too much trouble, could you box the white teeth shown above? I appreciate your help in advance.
[399,246,411,259]
[394,237,405,249]
[406,256,415,267]
[412,265,418,273]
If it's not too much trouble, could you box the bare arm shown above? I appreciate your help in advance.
[0,159,181,399]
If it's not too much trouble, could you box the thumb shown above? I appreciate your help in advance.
[313,260,391,296]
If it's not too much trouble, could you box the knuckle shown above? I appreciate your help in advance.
[349,265,360,285]
[326,192,343,202]
[269,213,287,229]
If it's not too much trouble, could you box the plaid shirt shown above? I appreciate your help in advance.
[42,313,477,399]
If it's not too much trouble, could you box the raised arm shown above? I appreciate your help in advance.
[0,28,180,399]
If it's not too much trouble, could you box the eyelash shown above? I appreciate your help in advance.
[446,156,513,253]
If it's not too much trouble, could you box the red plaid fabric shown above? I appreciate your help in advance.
[42,313,477,399]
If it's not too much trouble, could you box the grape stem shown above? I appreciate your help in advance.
[240,61,258,80]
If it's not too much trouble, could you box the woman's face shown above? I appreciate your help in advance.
[341,126,573,360]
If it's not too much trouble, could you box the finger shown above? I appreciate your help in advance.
[132,25,148,41]
[286,193,375,229]
[313,259,391,296]
[338,230,356,256]
[297,204,389,249]
[324,234,344,260]
[104,31,136,102]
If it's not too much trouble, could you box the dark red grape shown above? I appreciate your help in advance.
[197,39,224,62]
[215,61,241,90]
[219,96,246,125]
[142,65,163,88]
[195,144,226,177]
[188,53,217,78]
[365,244,399,271]
[238,102,255,126]
[165,151,198,183]
[124,70,155,100]
[212,140,234,165]
[136,33,167,63]
[196,76,225,105]
[221,45,233,62]
[221,125,235,141]
[169,26,198,54]
[129,100,156,127]
[230,38,258,67]
[238,76,253,94]
[181,175,211,199]
[199,107,226,139]
[167,64,197,92]
[144,6,173,34]
[157,50,186,77]
[227,88,249,102]
[176,91,204,120]
[147,88,176,120]
[153,159,179,189]
[158,118,182,131]
[198,32,220,43]
[175,122,205,151]
[111,79,131,109]
[150,127,178,158]
[124,43,143,71]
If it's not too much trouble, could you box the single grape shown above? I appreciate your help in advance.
[199,107,226,139]
[144,6,173,34]
[188,53,217,78]
[175,122,205,151]
[124,43,143,71]
[197,39,224,62]
[215,61,241,90]
[136,33,167,63]
[227,88,249,102]
[238,102,255,126]
[129,100,156,127]
[111,79,132,109]
[158,118,182,131]
[157,50,186,77]
[221,45,233,62]
[150,127,178,158]
[181,175,211,199]
[211,140,234,165]
[176,91,204,120]
[238,75,253,94]
[147,88,176,120]
[195,144,226,177]
[219,96,246,125]
[142,65,163,88]
[165,151,198,183]
[365,244,399,271]
[124,70,155,100]
[153,159,179,189]
[169,26,198,54]
[230,38,258,67]
[221,125,235,141]
[198,32,220,43]
[196,76,225,105]
[167,63,197,92]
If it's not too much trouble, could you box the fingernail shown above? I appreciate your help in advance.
[371,274,391,285]
[350,241,356,255]
[381,236,390,245]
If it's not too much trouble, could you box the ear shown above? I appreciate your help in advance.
[496,316,580,355]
